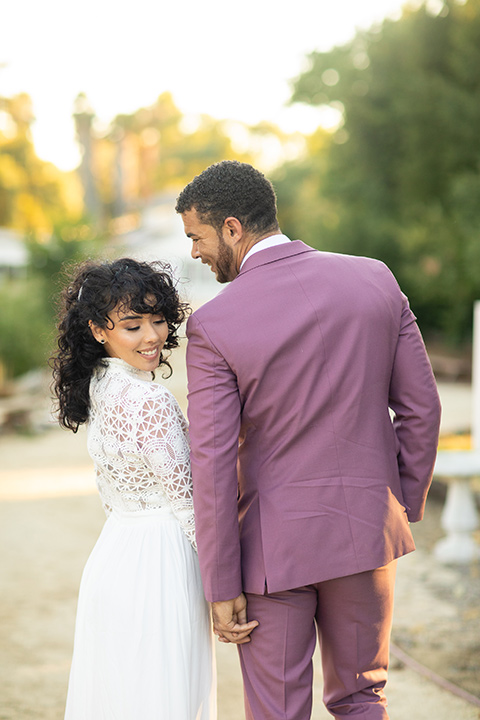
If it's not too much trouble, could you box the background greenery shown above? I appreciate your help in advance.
[274,0,480,343]
[1,0,480,379]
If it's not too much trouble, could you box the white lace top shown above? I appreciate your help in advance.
[87,357,196,549]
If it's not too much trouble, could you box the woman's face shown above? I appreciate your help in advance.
[90,302,169,372]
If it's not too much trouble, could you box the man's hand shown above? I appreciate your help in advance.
[211,593,259,644]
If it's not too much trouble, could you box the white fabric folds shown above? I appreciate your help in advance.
[65,508,215,719]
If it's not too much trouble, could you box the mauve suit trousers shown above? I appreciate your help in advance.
[240,562,397,719]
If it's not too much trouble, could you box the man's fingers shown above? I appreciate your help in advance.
[217,630,254,645]
[233,620,259,632]
[236,606,248,625]
[213,619,259,645]
[214,619,258,635]
[210,596,259,645]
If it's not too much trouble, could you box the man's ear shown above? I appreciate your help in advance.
[89,320,106,345]
[222,217,243,246]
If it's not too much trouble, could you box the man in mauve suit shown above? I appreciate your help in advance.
[176,161,441,719]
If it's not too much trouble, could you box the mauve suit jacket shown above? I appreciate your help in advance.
[186,241,441,602]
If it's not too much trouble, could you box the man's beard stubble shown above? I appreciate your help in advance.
[215,234,236,284]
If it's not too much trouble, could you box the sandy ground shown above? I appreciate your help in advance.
[0,355,479,719]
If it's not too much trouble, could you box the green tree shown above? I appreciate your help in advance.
[287,0,480,342]
[273,127,333,245]
[81,91,304,221]
[0,276,54,378]
[84,92,254,219]
[0,220,104,379]
[0,93,80,233]
[27,219,103,290]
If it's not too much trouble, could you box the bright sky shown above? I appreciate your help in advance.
[1,0,412,171]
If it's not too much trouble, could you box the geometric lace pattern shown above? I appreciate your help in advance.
[87,357,196,549]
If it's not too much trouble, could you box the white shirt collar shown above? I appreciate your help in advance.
[240,234,291,270]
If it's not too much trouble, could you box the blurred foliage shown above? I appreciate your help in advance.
[0,89,299,379]
[0,93,83,233]
[74,91,299,221]
[276,0,480,343]
[0,275,54,378]
[0,93,95,379]
[27,219,104,299]
[0,221,104,380]
[5,2,480,379]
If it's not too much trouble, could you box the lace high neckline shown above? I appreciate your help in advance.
[103,356,154,382]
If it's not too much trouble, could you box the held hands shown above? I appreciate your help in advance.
[211,593,259,645]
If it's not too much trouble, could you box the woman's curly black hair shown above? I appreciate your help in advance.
[51,258,190,433]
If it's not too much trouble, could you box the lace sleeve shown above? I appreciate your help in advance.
[139,386,197,550]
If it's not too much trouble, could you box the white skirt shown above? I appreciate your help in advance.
[65,507,216,719]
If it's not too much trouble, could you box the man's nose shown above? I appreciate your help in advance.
[191,243,200,260]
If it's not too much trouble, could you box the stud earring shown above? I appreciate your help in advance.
[100,339,105,345]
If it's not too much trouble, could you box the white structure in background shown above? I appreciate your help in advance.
[112,195,220,310]
[0,228,28,280]
[434,300,480,564]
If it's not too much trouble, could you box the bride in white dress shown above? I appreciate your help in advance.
[52,258,216,719]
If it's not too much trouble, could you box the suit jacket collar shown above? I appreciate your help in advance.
[237,240,316,277]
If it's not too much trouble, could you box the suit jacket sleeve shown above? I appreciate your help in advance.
[186,313,243,602]
[389,294,441,522]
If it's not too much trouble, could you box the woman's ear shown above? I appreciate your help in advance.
[89,320,106,345]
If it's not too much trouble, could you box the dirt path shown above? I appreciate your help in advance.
[1,365,479,719]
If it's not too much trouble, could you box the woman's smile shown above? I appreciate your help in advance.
[90,305,169,372]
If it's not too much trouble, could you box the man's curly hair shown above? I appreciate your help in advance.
[175,160,280,236]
